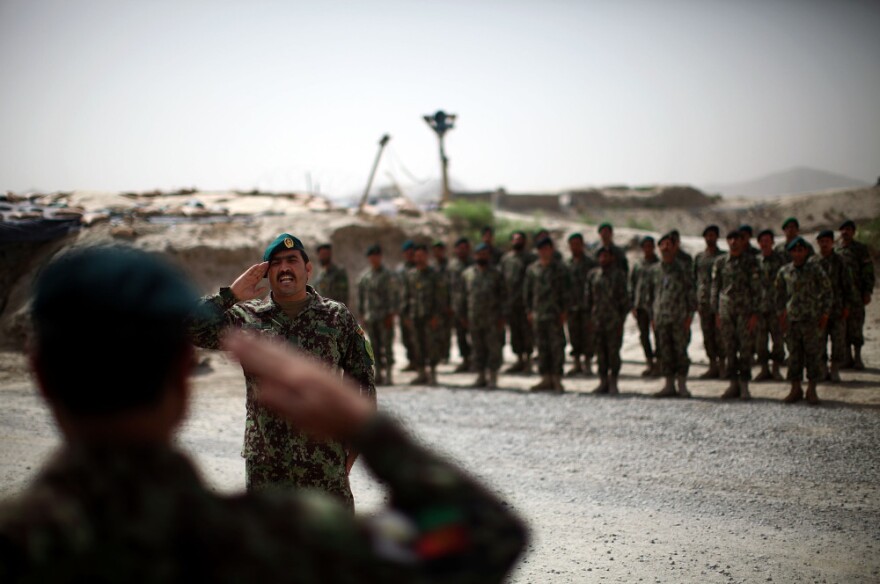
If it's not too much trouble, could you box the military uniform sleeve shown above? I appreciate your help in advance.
[583,273,594,316]
[816,266,832,317]
[339,270,350,306]
[747,259,761,316]
[775,270,788,314]
[187,290,241,350]
[340,310,377,406]
[710,258,723,314]
[842,258,861,308]
[456,271,469,319]
[523,269,534,313]
[684,266,697,315]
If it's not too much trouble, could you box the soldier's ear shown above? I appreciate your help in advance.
[305,261,313,280]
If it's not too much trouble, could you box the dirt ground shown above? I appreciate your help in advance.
[1,292,878,583]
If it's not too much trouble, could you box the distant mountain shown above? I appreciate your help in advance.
[703,167,871,198]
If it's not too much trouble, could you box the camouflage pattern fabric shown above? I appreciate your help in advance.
[584,266,630,377]
[313,263,349,305]
[447,256,473,361]
[188,286,375,508]
[675,249,694,274]
[776,261,832,381]
[501,249,535,356]
[645,261,696,376]
[712,254,761,381]
[567,254,598,359]
[434,258,453,361]
[835,238,875,348]
[402,266,448,367]
[397,261,416,363]
[0,415,527,583]
[458,265,506,371]
[608,243,629,275]
[756,251,787,364]
[694,248,726,363]
[811,252,858,365]
[358,265,400,368]
[524,260,571,375]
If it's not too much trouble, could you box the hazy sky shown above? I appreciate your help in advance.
[1,0,878,197]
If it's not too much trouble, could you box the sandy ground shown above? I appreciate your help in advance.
[1,297,878,583]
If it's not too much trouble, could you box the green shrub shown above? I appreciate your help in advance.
[626,217,654,231]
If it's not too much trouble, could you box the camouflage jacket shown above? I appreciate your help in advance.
[524,260,570,321]
[756,251,786,314]
[446,257,473,315]
[711,253,761,319]
[835,239,875,299]
[774,240,814,264]
[644,260,697,325]
[606,243,629,275]
[500,249,536,309]
[313,263,349,305]
[629,255,659,311]
[357,265,400,322]
[675,249,694,275]
[810,252,859,317]
[775,261,832,323]
[457,265,507,326]
[694,248,726,311]
[584,266,631,327]
[486,245,504,267]
[0,415,527,584]
[402,266,448,320]
[567,254,598,311]
[187,287,375,499]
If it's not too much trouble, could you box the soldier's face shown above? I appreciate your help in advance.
[818,237,834,256]
[433,247,446,261]
[511,233,525,250]
[455,243,470,260]
[704,231,718,247]
[599,227,612,243]
[538,245,554,264]
[568,238,584,256]
[659,240,674,261]
[268,250,311,299]
[475,249,490,265]
[790,246,808,265]
[642,241,655,258]
[317,248,332,266]
[368,254,382,268]
[727,236,742,255]
[403,249,415,262]
[598,250,612,267]
[758,235,773,253]
[784,224,798,240]
[840,226,854,243]
[414,249,428,267]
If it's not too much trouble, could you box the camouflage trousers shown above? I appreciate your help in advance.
[844,303,866,347]
[655,320,690,377]
[245,456,354,511]
[365,318,395,367]
[400,317,415,364]
[471,323,504,372]
[453,315,472,361]
[410,316,443,367]
[440,312,453,360]
[720,313,754,380]
[593,320,624,377]
[508,304,534,356]
[820,312,847,364]
[567,309,595,359]
[698,307,725,361]
[755,310,785,364]
[634,308,655,361]
[786,320,823,381]
[533,318,566,375]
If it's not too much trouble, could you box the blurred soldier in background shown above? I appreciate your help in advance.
[501,231,535,374]
[566,233,597,376]
[524,237,570,392]
[739,225,760,256]
[812,230,858,382]
[776,237,832,405]
[458,244,507,388]
[358,244,399,385]
[480,225,505,266]
[775,217,814,263]
[754,229,786,381]
[630,235,660,377]
[432,241,453,364]
[835,219,875,370]
[448,237,474,372]
[313,243,349,305]
[694,225,726,379]
[597,222,629,275]
[585,246,630,395]
[397,240,417,371]
[401,244,448,386]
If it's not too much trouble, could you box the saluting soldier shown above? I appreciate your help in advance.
[566,233,598,376]
[501,231,536,373]
[836,219,875,370]
[357,244,400,385]
[401,244,448,386]
[458,243,507,389]
[711,230,761,400]
[812,230,859,382]
[584,246,631,395]
[448,237,475,372]
[647,233,697,398]
[754,229,786,381]
[630,236,660,377]
[776,237,832,405]
[313,243,349,305]
[524,237,570,392]
[694,225,726,378]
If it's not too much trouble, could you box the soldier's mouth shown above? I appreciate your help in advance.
[278,274,296,283]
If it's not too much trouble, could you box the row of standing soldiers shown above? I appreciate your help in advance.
[312,218,874,404]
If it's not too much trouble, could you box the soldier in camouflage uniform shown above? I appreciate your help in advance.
[524,237,570,392]
[711,230,760,400]
[314,243,349,305]
[739,224,760,257]
[754,229,786,381]
[448,237,474,372]
[1,245,527,583]
[813,230,859,382]
[501,231,536,373]
[775,217,814,263]
[836,219,875,370]
[630,236,660,377]
[776,237,832,405]
[566,233,598,376]
[480,225,505,266]
[357,244,400,385]
[397,240,417,371]
[694,225,726,378]
[669,229,694,273]
[597,222,629,275]
[584,246,631,395]
[188,234,375,510]
[647,233,697,398]
[432,241,453,363]
[457,244,507,388]
[401,244,448,385]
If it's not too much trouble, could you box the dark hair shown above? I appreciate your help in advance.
[454,237,470,247]
[31,246,197,416]
[316,243,331,252]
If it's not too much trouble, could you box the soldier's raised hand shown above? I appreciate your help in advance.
[230,262,269,301]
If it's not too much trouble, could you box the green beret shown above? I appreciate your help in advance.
[757,229,774,240]
[786,236,808,251]
[535,236,553,249]
[839,219,856,231]
[817,230,834,241]
[365,244,382,256]
[432,240,446,248]
[263,233,305,261]
[474,242,489,252]
[641,236,655,245]
[702,225,720,236]
[402,240,415,251]
[738,224,753,235]
[782,217,799,229]
[597,222,613,233]
[568,232,584,242]
[657,233,672,245]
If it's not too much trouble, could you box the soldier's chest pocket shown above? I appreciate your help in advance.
[304,325,343,362]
